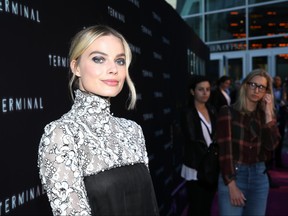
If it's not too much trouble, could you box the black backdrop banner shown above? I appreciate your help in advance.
[0,0,209,215]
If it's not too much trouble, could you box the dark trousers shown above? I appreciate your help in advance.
[186,180,216,216]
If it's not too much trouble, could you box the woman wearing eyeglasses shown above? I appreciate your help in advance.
[216,69,281,216]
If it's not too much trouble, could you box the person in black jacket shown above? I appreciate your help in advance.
[181,75,217,216]
[210,75,232,113]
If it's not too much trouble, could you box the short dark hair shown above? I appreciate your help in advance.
[217,75,231,86]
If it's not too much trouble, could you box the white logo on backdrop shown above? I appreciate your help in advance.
[141,25,152,36]
[153,52,162,60]
[107,6,125,23]
[143,113,154,121]
[48,54,69,68]
[129,43,141,55]
[0,0,40,23]
[163,73,171,79]
[152,12,161,23]
[1,97,44,113]
[0,185,45,215]
[163,107,171,114]
[136,93,142,101]
[128,0,140,8]
[162,36,170,45]
[154,91,163,98]
[154,129,164,137]
[142,69,153,78]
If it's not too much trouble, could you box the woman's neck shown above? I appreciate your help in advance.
[195,100,210,123]
[246,99,257,112]
[194,101,206,111]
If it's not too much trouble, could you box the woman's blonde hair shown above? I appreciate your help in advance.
[234,68,275,113]
[68,25,137,110]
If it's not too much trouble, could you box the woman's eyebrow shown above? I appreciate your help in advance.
[88,51,125,58]
[88,51,106,56]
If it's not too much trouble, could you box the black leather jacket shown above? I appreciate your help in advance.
[182,103,217,169]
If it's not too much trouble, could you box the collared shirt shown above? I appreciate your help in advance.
[198,111,213,147]
[216,105,280,185]
[221,89,231,105]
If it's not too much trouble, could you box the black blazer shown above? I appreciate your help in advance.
[210,88,230,113]
[182,103,217,169]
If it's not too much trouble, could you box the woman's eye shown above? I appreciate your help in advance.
[92,56,105,63]
[116,58,126,65]
[259,85,265,89]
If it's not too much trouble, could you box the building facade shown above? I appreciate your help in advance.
[167,0,288,82]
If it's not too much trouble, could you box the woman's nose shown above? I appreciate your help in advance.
[108,61,118,74]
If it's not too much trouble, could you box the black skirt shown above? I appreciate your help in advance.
[84,163,159,216]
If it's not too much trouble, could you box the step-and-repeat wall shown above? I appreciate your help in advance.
[0,0,209,215]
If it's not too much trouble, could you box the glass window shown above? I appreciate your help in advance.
[276,54,288,81]
[252,56,268,71]
[249,0,276,4]
[184,16,203,40]
[206,9,246,42]
[177,0,203,16]
[206,0,245,12]
[249,2,288,37]
[249,36,288,49]
[228,58,243,81]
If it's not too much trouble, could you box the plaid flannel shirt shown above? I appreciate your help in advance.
[216,105,280,185]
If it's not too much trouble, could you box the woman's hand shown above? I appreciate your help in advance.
[262,93,274,123]
[228,180,246,206]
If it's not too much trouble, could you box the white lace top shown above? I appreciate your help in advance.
[38,90,149,216]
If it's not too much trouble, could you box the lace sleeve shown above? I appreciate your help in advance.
[38,122,91,216]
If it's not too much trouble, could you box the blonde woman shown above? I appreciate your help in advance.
[216,69,280,215]
[38,25,159,216]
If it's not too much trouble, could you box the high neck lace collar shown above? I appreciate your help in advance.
[72,89,111,116]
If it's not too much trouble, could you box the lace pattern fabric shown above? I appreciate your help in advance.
[38,90,149,216]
